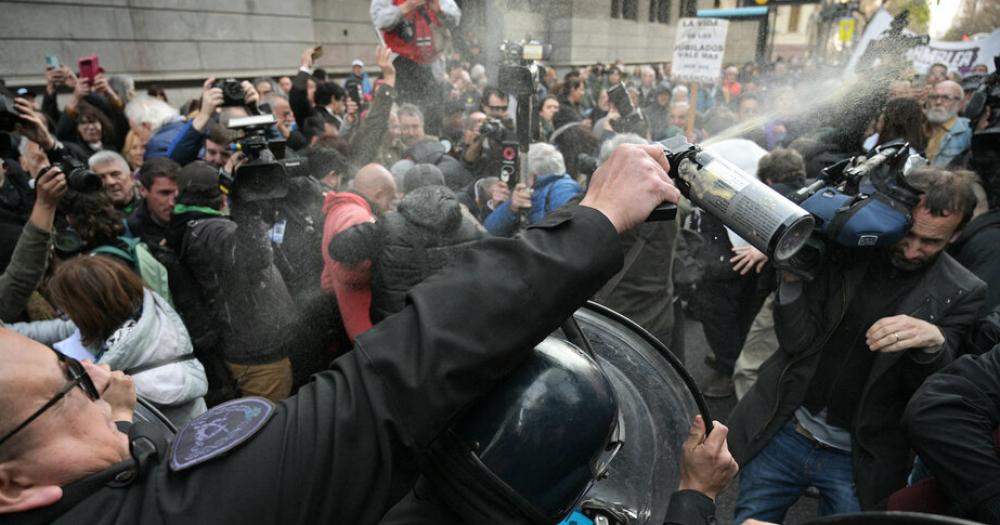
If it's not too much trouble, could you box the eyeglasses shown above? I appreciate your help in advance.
[928,94,961,102]
[486,105,508,112]
[0,349,101,450]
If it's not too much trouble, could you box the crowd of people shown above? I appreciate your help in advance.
[1,1,1000,522]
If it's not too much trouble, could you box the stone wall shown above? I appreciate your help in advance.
[0,0,767,88]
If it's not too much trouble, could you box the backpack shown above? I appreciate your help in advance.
[92,236,173,306]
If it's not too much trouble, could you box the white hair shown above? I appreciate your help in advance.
[672,85,689,99]
[527,142,566,178]
[125,96,180,133]
[107,74,135,104]
[88,150,130,171]
[641,65,656,78]
[598,133,648,165]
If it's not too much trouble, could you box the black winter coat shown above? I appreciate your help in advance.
[169,208,296,365]
[331,186,486,323]
[904,343,1000,523]
[727,249,986,509]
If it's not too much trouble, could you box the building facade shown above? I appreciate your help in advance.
[1,0,809,89]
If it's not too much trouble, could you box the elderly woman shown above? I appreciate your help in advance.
[48,255,207,426]
[484,142,584,236]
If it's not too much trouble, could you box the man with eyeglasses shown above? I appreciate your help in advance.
[0,144,691,524]
[925,80,972,168]
[0,335,135,512]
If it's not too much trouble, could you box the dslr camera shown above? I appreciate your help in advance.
[212,78,246,107]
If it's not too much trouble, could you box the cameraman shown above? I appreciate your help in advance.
[167,161,297,401]
[729,167,986,522]
[461,88,513,179]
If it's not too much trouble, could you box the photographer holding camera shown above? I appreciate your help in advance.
[728,167,986,522]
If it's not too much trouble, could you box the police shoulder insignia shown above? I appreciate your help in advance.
[169,397,276,471]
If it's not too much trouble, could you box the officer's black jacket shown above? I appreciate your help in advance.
[8,206,623,525]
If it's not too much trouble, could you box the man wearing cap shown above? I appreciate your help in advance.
[345,59,373,97]
[166,161,297,402]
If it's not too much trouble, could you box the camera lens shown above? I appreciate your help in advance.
[67,167,103,193]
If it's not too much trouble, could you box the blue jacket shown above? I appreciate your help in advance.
[144,120,204,166]
[931,117,972,168]
[485,174,583,236]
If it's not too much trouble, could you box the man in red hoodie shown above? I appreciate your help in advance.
[321,163,398,342]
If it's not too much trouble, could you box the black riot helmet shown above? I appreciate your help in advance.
[423,336,621,524]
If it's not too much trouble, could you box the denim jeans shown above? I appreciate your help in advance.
[734,421,862,524]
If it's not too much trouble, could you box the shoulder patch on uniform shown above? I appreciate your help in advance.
[169,397,275,471]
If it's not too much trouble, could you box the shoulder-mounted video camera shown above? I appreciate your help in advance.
[226,114,308,202]
[779,142,925,278]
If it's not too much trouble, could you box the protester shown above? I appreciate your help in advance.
[330,163,485,322]
[48,255,208,426]
[484,142,583,237]
[926,80,972,167]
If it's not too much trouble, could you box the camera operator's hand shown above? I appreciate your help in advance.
[240,80,260,110]
[400,0,426,14]
[580,143,680,233]
[678,415,739,501]
[376,45,396,88]
[14,98,56,151]
[730,246,768,275]
[193,77,224,132]
[866,315,946,353]
[30,166,66,231]
[508,183,532,212]
[223,151,246,178]
[34,166,67,209]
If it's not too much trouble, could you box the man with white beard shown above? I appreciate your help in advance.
[925,80,972,167]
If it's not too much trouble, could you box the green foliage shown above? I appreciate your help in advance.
[884,0,931,34]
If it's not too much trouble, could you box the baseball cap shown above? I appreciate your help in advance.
[176,161,222,199]
[352,59,364,68]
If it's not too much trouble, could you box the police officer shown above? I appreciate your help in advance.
[0,144,722,524]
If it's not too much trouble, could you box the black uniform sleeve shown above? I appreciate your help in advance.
[130,205,623,524]
[663,490,718,525]
[903,345,1000,523]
